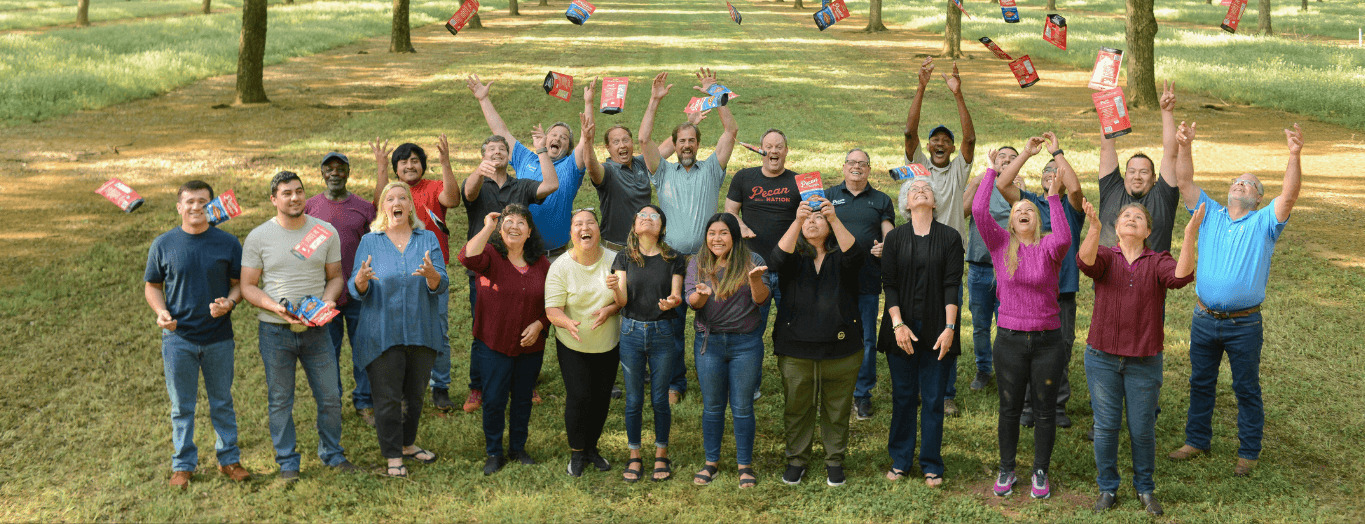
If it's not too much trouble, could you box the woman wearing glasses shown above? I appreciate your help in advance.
[546,208,622,477]
[607,205,686,482]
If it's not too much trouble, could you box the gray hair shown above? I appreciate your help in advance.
[845,148,869,162]
[549,121,575,145]
[897,176,936,218]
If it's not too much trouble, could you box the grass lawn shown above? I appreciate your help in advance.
[0,0,269,31]
[0,0,456,126]
[878,1,1365,131]
[1,0,1363,521]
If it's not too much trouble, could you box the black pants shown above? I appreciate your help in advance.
[994,328,1066,473]
[557,340,619,453]
[1024,293,1077,412]
[367,345,437,459]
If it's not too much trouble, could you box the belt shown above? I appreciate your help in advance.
[1197,298,1260,320]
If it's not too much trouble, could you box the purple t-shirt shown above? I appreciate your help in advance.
[972,169,1072,332]
[305,193,375,305]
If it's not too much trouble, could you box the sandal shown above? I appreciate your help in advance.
[653,457,673,481]
[738,466,757,488]
[886,468,908,481]
[622,458,644,483]
[385,464,408,478]
[925,473,943,487]
[403,448,438,464]
[693,464,718,485]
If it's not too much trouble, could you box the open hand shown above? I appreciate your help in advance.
[560,318,582,342]
[1187,202,1207,233]
[932,328,954,361]
[1285,123,1303,155]
[694,282,713,298]
[355,255,377,287]
[466,74,493,100]
[942,61,962,94]
[583,77,597,103]
[687,108,711,126]
[590,305,616,330]
[651,72,673,100]
[370,138,392,167]
[747,265,767,282]
[917,57,935,88]
[895,323,918,355]
[1176,121,1197,147]
[531,124,547,151]
[694,67,717,93]
[580,112,596,142]
[437,134,451,163]
[658,294,682,311]
[412,250,439,280]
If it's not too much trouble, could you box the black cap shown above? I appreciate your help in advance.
[320,151,349,167]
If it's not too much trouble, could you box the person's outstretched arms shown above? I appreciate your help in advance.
[1174,121,1202,209]
[467,75,518,145]
[1159,80,1179,188]
[997,136,1044,204]
[370,138,393,211]
[1276,124,1303,223]
[436,134,461,208]
[901,57,933,169]
[943,61,976,165]
[576,78,597,171]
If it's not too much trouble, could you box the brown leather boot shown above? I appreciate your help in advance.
[169,471,192,490]
[1167,445,1207,460]
[219,463,252,482]
[1234,457,1258,477]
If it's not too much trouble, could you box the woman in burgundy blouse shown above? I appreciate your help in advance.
[1077,199,1204,516]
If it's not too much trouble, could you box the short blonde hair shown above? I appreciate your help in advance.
[370,182,424,232]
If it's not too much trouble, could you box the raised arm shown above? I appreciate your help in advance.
[436,134,460,208]
[1174,121,1202,209]
[575,79,596,170]
[821,198,857,252]
[692,68,739,170]
[973,168,1008,250]
[1276,124,1303,223]
[370,138,393,211]
[1041,173,1072,256]
[942,61,976,165]
[1098,134,1118,177]
[1158,81,1179,187]
[775,204,810,255]
[901,57,933,165]
[639,72,671,173]
[463,160,493,202]
[467,75,517,146]
[963,173,984,218]
[530,125,560,199]
[1044,131,1085,211]
[1077,200,1102,266]
[998,137,1044,204]
[463,212,500,258]
[1174,202,1205,279]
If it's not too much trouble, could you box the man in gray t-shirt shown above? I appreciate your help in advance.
[241,171,356,478]
[640,68,739,401]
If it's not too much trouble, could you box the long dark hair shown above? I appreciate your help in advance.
[793,214,838,259]
[488,204,546,263]
[626,204,678,267]
[695,213,755,299]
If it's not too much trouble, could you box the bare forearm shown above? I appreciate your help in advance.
[144,284,169,314]
[1174,229,1197,279]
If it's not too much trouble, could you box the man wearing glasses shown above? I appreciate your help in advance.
[827,149,896,420]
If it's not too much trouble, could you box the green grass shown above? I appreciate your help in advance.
[880,2,1365,130]
[1054,0,1365,40]
[3,0,1364,521]
[0,0,303,31]
[0,0,455,126]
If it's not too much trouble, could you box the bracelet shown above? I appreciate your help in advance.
[945,323,956,331]
[892,322,907,331]
[536,147,549,155]
[1050,149,1064,158]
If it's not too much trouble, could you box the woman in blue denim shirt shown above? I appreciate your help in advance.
[607,204,687,482]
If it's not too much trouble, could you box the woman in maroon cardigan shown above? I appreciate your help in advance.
[458,204,551,476]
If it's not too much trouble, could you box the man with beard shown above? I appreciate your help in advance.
[1096,82,1182,253]
[826,149,896,420]
[1168,122,1302,478]
[371,136,463,411]
[467,74,595,256]
[305,152,377,426]
[641,67,739,404]
[898,57,977,416]
[241,171,358,482]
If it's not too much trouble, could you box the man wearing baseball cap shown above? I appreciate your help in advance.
[305,151,378,426]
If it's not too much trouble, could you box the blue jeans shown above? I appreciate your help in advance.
[694,327,764,465]
[885,333,951,476]
[1086,346,1162,494]
[328,300,371,409]
[428,292,453,391]
[666,304,688,394]
[755,281,780,397]
[474,340,544,457]
[620,318,674,449]
[966,262,998,375]
[162,331,240,471]
[257,322,346,470]
[1184,309,1264,460]
[853,293,881,400]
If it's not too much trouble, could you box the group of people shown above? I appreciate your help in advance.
[145,60,1303,515]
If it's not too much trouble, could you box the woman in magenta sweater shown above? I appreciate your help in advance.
[972,152,1071,500]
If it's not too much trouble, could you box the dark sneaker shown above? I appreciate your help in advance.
[943,398,959,417]
[280,470,300,483]
[1020,408,1035,428]
[432,388,453,412]
[854,398,873,420]
[993,470,1016,496]
[567,452,586,477]
[332,460,360,473]
[509,450,537,465]
[826,465,846,487]
[586,450,611,472]
[611,385,623,399]
[1086,426,1095,441]
[969,371,990,391]
[1056,410,1073,428]
[483,455,506,476]
[1030,469,1051,499]
[1093,491,1116,512]
[1138,492,1164,515]
[781,464,806,485]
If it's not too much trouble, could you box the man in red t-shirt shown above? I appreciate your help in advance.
[372,136,462,411]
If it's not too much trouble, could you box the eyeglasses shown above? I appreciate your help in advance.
[907,184,933,194]
[636,212,661,220]
[572,207,596,214]
[844,160,871,168]
[1231,178,1263,194]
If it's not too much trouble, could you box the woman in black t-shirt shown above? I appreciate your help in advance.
[771,196,864,487]
[607,204,686,482]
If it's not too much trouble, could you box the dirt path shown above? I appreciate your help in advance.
[0,3,1361,289]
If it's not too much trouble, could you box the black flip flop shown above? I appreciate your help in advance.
[693,464,718,485]
[622,458,644,483]
[403,448,438,464]
[652,457,673,481]
[738,466,757,488]
[384,464,408,478]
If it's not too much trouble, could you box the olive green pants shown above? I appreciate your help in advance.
[778,351,862,468]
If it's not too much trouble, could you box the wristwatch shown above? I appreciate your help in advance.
[1050,149,1064,158]
[944,323,956,330]
[536,147,549,155]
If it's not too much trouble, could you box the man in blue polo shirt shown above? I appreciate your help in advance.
[1167,122,1302,478]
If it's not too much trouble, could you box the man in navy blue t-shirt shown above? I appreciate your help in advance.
[144,180,251,489]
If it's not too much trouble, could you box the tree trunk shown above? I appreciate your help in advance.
[942,1,963,58]
[1047,0,1056,10]
[538,0,548,6]
[466,0,483,28]
[510,0,519,16]
[863,0,887,32]
[1300,0,1306,10]
[1125,0,1158,108]
[235,0,268,104]
[1257,0,1272,34]
[793,0,803,8]
[391,0,414,52]
[202,0,211,14]
[76,0,90,26]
